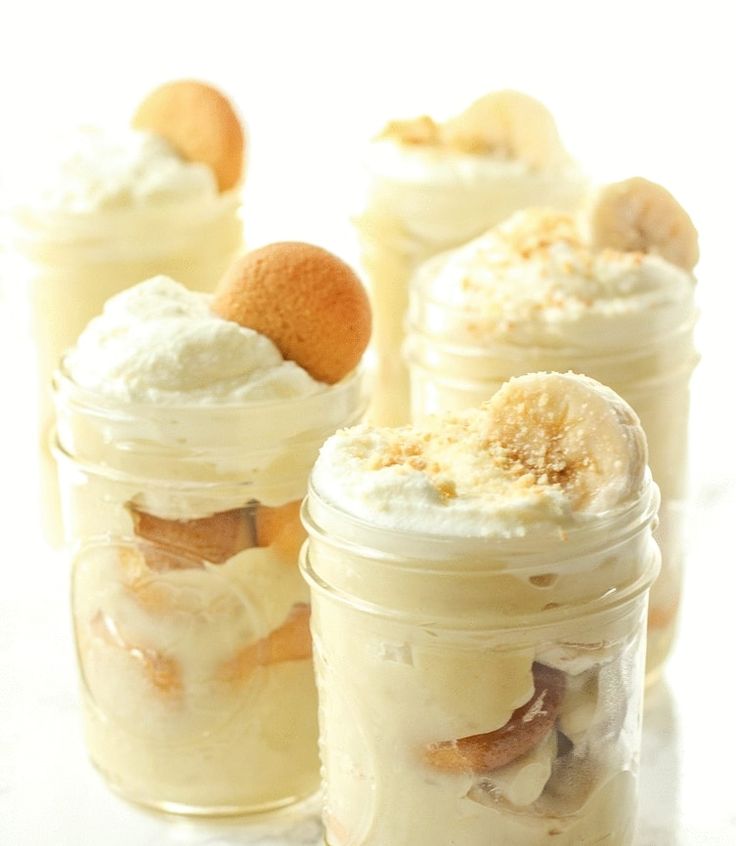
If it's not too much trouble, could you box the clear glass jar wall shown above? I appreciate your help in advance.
[53,365,365,815]
[302,483,660,846]
[405,291,698,680]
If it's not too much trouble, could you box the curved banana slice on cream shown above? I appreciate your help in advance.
[589,176,699,271]
[443,90,567,167]
[486,372,648,513]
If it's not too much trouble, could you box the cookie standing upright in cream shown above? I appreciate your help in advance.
[405,178,699,677]
[302,372,660,846]
[3,80,245,541]
[53,244,371,814]
[354,90,587,425]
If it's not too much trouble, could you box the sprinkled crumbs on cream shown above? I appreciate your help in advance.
[358,409,559,507]
[412,207,695,350]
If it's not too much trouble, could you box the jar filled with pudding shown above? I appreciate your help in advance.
[53,245,371,814]
[353,90,587,426]
[1,80,245,542]
[405,184,699,679]
[302,373,660,846]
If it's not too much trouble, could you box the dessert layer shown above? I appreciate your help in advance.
[312,372,647,538]
[13,126,219,214]
[414,209,695,350]
[361,143,586,257]
[65,276,324,403]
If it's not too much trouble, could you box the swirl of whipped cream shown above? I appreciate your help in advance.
[413,209,696,351]
[312,413,575,540]
[65,276,324,403]
[12,126,219,215]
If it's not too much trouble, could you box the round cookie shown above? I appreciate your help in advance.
[212,242,371,384]
[132,79,244,192]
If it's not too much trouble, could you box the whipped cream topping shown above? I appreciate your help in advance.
[414,209,696,349]
[359,141,586,260]
[366,138,559,184]
[14,126,218,214]
[65,276,324,403]
[312,408,578,539]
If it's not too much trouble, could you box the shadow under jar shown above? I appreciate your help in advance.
[302,478,660,846]
[405,282,698,682]
[53,363,365,815]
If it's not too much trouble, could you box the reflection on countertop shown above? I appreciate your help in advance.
[639,681,681,845]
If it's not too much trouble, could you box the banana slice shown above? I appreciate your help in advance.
[589,177,699,271]
[443,90,567,167]
[468,730,558,808]
[486,372,648,512]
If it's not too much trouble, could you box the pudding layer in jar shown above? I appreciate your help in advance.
[406,184,699,677]
[53,244,370,814]
[303,372,660,845]
[354,90,587,425]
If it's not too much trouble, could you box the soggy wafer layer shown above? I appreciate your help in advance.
[424,663,565,773]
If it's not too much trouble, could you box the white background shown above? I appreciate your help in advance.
[1,1,735,844]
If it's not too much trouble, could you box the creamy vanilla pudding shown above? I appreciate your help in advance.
[53,243,371,813]
[303,372,660,845]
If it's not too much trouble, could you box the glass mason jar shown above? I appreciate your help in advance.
[52,362,366,815]
[353,148,586,426]
[302,477,660,846]
[405,287,698,681]
[2,191,243,543]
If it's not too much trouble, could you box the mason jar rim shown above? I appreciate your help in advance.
[50,428,332,493]
[403,341,700,395]
[4,183,242,234]
[303,471,661,572]
[404,309,699,368]
[300,547,658,632]
[53,355,367,421]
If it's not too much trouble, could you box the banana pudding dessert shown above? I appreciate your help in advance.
[354,90,587,425]
[406,177,699,677]
[4,79,245,542]
[302,372,660,846]
[53,244,371,813]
